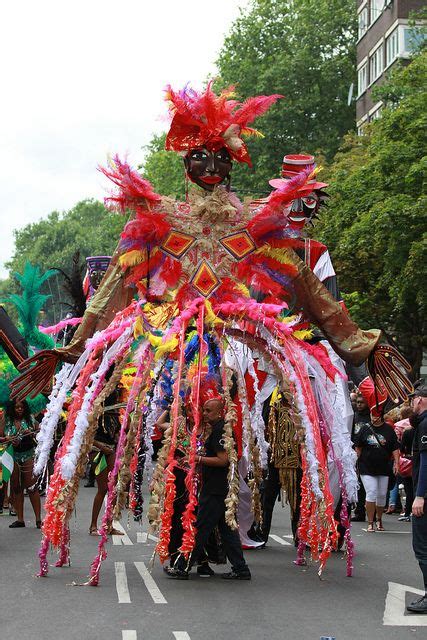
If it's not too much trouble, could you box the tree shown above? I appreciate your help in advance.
[140,0,357,198]
[141,133,186,199]
[4,199,125,323]
[215,0,357,195]
[314,51,427,377]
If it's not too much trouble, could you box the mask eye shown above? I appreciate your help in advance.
[215,149,230,162]
[189,150,208,161]
[302,197,317,208]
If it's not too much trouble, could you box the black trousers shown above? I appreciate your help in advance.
[413,507,427,564]
[260,463,302,543]
[402,476,414,517]
[179,492,249,574]
[354,477,366,518]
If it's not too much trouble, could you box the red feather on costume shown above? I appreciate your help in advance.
[164,82,283,166]
[99,155,161,214]
[121,213,170,248]
[248,167,316,241]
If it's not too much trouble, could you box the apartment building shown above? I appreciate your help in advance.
[356,0,425,132]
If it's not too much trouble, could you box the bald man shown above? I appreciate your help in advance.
[170,398,251,580]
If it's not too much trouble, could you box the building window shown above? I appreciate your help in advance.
[358,7,368,39]
[369,44,384,84]
[402,26,427,55]
[370,106,382,121]
[358,63,368,96]
[386,28,399,66]
[370,0,383,25]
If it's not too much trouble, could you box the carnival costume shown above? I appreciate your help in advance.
[11,83,412,582]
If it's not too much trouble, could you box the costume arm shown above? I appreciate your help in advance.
[284,248,381,366]
[55,247,133,363]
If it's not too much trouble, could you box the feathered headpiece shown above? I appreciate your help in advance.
[164,82,283,167]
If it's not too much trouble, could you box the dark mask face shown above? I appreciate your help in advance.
[89,269,107,291]
[185,147,232,191]
[288,193,320,229]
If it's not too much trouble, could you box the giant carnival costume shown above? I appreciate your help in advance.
[11,83,412,583]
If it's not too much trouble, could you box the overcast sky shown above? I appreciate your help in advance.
[0,0,249,278]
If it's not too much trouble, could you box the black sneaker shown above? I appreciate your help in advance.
[221,570,251,580]
[9,520,25,528]
[407,596,427,614]
[166,567,189,580]
[197,564,215,577]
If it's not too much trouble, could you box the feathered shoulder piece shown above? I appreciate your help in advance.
[99,154,162,215]
[164,81,282,167]
[247,167,317,243]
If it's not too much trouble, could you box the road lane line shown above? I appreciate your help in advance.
[122,632,137,640]
[112,520,133,545]
[269,534,292,546]
[148,533,159,542]
[134,561,167,604]
[137,531,148,543]
[115,562,131,603]
[173,633,191,640]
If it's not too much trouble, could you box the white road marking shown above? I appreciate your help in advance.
[115,562,131,603]
[383,581,427,626]
[173,633,192,640]
[134,561,167,604]
[148,533,159,542]
[283,534,294,539]
[112,520,133,545]
[137,531,148,543]
[122,632,137,640]
[269,534,292,546]
[362,528,411,534]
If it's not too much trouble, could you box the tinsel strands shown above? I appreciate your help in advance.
[223,366,240,529]
[38,535,50,577]
[89,346,154,585]
[179,302,205,557]
[55,524,70,567]
[156,322,189,563]
[41,351,101,547]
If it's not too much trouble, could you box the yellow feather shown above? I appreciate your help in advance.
[155,336,179,360]
[256,245,293,265]
[119,249,146,268]
[205,300,222,325]
[235,282,250,297]
[293,329,313,341]
[133,317,144,339]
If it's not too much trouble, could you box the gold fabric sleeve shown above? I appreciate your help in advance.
[56,247,133,363]
[285,248,381,366]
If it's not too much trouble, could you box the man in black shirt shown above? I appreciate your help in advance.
[170,398,251,580]
[351,393,371,521]
[405,386,427,614]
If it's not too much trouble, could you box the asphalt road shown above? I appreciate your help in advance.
[1,484,425,640]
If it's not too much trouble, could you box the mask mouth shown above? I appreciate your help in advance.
[199,176,223,184]
[289,215,306,223]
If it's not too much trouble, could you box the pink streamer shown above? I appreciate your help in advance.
[39,317,82,335]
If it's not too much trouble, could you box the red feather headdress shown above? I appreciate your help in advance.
[164,82,283,167]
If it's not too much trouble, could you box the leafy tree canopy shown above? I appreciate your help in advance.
[315,51,427,376]
[140,0,357,197]
[3,199,124,323]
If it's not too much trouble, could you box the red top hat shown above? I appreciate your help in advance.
[269,153,327,190]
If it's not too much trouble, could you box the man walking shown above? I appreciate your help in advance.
[405,385,427,614]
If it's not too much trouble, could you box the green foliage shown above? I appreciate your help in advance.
[4,263,56,350]
[315,51,427,376]
[214,0,357,195]
[140,0,357,198]
[5,199,125,323]
[141,133,186,199]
